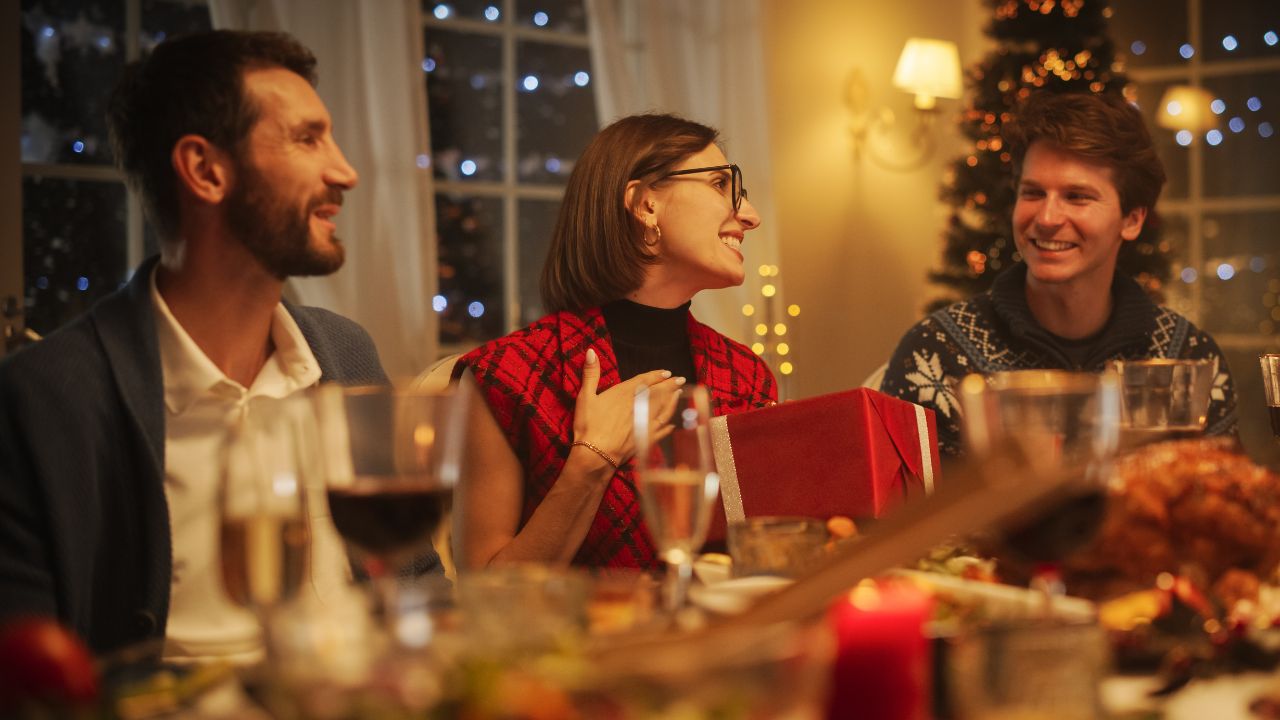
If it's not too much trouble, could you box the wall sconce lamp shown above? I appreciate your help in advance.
[1156,85,1219,144]
[848,37,963,171]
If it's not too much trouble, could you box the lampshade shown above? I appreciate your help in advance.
[1156,85,1219,133]
[892,38,963,110]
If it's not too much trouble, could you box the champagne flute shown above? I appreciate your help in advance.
[634,384,720,614]
[311,384,468,647]
[219,396,313,652]
[958,370,1121,599]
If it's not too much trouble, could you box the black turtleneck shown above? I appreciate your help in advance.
[600,299,697,383]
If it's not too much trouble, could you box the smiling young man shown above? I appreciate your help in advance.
[0,31,433,658]
[880,91,1237,456]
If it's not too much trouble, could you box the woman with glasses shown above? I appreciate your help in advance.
[452,113,775,570]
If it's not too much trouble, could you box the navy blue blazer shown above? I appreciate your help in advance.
[0,256,403,653]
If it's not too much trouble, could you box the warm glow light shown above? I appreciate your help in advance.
[761,284,777,297]
[774,323,787,336]
[780,361,794,375]
[1157,86,1219,132]
[755,323,768,336]
[758,264,771,277]
[893,38,963,110]
[751,343,765,355]
[787,304,801,317]
[776,343,790,355]
[742,303,755,317]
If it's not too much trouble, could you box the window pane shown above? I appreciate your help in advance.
[1159,213,1194,315]
[21,0,125,165]
[516,41,597,183]
[1131,80,1190,200]
[422,0,503,23]
[140,0,211,53]
[1200,0,1280,63]
[1110,0,1190,69]
[517,198,560,326]
[1202,71,1280,198]
[22,176,128,335]
[436,194,504,343]
[424,29,503,182]
[1198,211,1280,337]
[516,0,587,34]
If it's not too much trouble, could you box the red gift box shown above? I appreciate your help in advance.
[706,388,940,542]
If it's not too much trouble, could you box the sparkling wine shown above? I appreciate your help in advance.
[1270,406,1280,440]
[327,477,451,563]
[220,514,309,610]
[640,468,714,560]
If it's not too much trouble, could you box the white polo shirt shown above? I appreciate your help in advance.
[150,270,350,663]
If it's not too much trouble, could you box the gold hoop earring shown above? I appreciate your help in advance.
[646,222,661,245]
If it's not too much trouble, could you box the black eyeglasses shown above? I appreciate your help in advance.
[660,164,748,213]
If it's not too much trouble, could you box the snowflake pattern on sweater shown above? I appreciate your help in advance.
[880,265,1238,457]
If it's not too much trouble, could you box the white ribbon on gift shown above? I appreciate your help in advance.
[710,401,935,525]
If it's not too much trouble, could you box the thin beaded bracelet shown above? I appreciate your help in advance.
[571,439,619,470]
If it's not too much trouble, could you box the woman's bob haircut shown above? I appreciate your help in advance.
[540,113,719,313]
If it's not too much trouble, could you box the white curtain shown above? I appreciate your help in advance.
[586,0,780,344]
[209,0,438,380]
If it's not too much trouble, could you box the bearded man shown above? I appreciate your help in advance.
[0,31,436,659]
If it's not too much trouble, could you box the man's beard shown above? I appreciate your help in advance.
[224,160,346,280]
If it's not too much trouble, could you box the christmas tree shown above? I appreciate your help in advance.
[927,0,1171,310]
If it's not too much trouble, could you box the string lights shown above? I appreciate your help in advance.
[742,264,799,397]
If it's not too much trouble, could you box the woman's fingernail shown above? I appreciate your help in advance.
[674,376,687,386]
[586,348,598,365]
[660,370,672,379]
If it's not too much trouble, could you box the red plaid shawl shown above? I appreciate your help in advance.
[459,307,777,568]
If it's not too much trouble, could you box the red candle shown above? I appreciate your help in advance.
[827,581,933,720]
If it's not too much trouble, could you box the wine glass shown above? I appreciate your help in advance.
[634,384,720,614]
[311,383,468,647]
[219,395,314,655]
[958,370,1121,599]
[1262,354,1280,443]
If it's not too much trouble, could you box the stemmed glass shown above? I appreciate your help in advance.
[958,370,1121,599]
[219,395,314,654]
[1262,354,1280,443]
[634,384,720,614]
[311,384,468,648]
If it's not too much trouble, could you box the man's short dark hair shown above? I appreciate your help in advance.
[1005,91,1167,214]
[107,30,317,241]
[540,113,719,313]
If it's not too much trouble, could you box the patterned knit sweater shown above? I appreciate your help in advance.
[880,264,1237,456]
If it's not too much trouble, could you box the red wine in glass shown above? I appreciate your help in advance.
[999,490,1108,567]
[327,478,451,568]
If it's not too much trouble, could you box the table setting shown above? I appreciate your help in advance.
[6,354,1280,720]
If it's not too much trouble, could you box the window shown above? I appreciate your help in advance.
[1111,0,1280,462]
[422,0,598,347]
[20,0,211,336]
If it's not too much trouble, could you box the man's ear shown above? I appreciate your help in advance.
[1120,206,1148,241]
[171,135,233,205]
[624,179,657,224]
